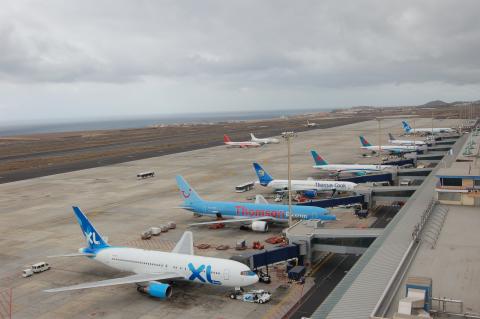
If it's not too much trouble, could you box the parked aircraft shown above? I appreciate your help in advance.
[359,136,419,154]
[388,133,427,146]
[45,207,258,298]
[224,134,261,148]
[176,175,335,231]
[252,163,357,196]
[310,151,393,175]
[250,133,280,145]
[402,120,456,134]
[306,120,317,127]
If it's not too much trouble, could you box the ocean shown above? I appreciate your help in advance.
[0,108,331,136]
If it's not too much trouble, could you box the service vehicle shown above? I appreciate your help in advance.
[230,289,271,304]
[31,262,50,273]
[22,268,34,278]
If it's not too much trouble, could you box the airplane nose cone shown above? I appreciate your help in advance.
[252,274,259,285]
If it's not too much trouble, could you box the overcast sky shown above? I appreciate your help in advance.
[1,1,480,123]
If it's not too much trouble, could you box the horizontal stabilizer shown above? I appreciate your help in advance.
[45,272,181,293]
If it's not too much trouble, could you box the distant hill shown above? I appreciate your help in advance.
[420,100,449,107]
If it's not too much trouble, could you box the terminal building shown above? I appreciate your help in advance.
[435,133,480,206]
[287,126,480,319]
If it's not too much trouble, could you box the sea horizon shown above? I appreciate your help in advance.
[0,108,333,137]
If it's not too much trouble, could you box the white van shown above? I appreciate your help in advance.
[22,268,34,277]
[31,262,50,273]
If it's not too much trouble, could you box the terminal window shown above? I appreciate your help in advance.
[440,177,462,187]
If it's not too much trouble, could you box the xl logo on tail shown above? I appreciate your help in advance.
[258,170,265,177]
[85,230,100,245]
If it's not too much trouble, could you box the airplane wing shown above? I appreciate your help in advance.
[47,253,96,258]
[45,272,182,293]
[189,217,273,226]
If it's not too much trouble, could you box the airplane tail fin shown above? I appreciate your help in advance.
[252,163,274,186]
[250,133,256,141]
[223,134,231,143]
[311,150,328,166]
[72,206,110,251]
[402,120,412,133]
[172,231,194,255]
[175,175,203,205]
[388,133,395,141]
[359,136,372,147]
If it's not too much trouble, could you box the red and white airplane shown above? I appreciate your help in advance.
[223,135,261,148]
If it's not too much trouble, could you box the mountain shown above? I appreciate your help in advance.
[420,100,449,107]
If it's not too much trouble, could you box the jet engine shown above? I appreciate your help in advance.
[303,190,318,198]
[137,282,172,299]
[251,221,269,232]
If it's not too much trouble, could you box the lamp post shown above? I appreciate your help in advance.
[282,131,296,227]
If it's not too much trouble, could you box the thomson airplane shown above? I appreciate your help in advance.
[359,136,419,154]
[45,207,258,298]
[250,133,280,145]
[176,175,335,231]
[224,134,261,148]
[310,151,393,175]
[402,120,456,134]
[388,133,427,146]
[253,163,357,196]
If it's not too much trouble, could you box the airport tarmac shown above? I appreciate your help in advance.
[0,118,459,319]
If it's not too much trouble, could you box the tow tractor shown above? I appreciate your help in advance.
[230,289,271,304]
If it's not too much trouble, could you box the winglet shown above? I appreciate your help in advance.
[172,231,194,255]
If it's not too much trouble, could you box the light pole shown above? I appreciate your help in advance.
[282,131,296,227]
[376,118,382,158]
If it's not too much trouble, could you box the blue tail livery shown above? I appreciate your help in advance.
[176,175,203,205]
[73,206,110,251]
[402,120,412,133]
[311,151,328,166]
[253,163,274,186]
[359,136,372,147]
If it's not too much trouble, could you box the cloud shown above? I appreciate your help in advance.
[0,0,480,122]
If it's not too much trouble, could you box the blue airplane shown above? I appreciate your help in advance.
[176,175,336,232]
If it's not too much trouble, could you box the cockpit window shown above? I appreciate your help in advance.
[241,270,256,276]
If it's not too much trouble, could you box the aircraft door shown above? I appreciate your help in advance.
[223,269,229,281]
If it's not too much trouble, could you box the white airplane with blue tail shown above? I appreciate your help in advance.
[45,207,258,298]
[402,120,455,134]
[310,150,393,175]
[253,163,357,196]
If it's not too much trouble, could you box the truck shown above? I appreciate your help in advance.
[230,289,271,304]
